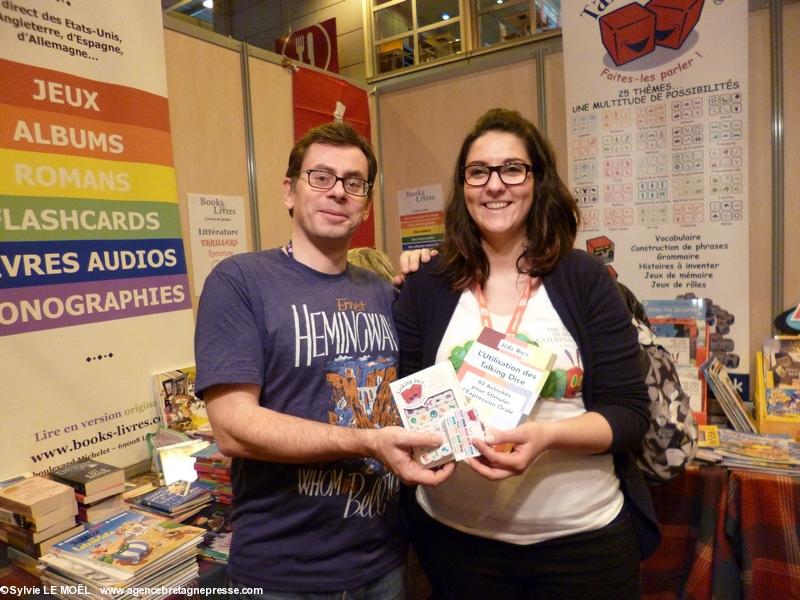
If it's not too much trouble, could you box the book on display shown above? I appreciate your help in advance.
[40,550,199,599]
[0,514,77,544]
[389,361,484,468]
[45,510,204,582]
[78,493,127,524]
[137,481,212,514]
[701,356,757,434]
[0,475,77,523]
[152,365,211,436]
[1,523,85,558]
[74,481,127,506]
[49,459,125,496]
[185,503,232,563]
[457,327,556,431]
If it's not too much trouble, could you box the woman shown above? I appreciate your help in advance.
[394,108,659,599]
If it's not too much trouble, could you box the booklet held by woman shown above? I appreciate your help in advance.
[457,327,556,431]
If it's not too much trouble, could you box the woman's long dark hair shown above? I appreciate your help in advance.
[439,108,580,291]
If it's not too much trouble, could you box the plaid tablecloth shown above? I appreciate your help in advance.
[642,465,800,599]
[726,469,800,598]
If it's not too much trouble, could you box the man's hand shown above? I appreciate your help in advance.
[370,426,455,486]
[467,422,552,481]
[392,248,439,287]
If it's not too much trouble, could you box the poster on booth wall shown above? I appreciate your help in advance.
[562,0,750,395]
[397,184,444,251]
[187,193,247,295]
[0,1,194,477]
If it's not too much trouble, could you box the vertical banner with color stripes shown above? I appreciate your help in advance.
[0,1,194,475]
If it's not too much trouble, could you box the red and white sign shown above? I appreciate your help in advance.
[276,18,339,73]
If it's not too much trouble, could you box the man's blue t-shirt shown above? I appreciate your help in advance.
[194,249,404,591]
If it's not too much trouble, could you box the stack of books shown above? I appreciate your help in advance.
[122,471,163,501]
[695,427,800,476]
[49,459,127,525]
[701,357,758,434]
[39,510,205,598]
[754,336,800,437]
[0,473,83,571]
[642,297,710,422]
[185,503,232,563]
[128,480,213,521]
[192,443,232,505]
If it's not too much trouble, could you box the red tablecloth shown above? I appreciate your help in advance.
[727,469,800,599]
[643,465,800,599]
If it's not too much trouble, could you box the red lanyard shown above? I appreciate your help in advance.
[473,277,535,337]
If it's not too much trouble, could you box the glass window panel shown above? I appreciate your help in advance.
[477,0,526,10]
[374,2,413,39]
[478,3,531,47]
[165,0,213,25]
[375,35,414,73]
[538,0,561,30]
[419,22,462,63]
[476,1,561,48]
[417,0,459,29]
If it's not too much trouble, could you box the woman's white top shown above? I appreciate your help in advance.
[416,285,624,544]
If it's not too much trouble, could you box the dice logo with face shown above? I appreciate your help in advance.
[400,383,422,405]
[600,3,656,66]
[646,0,705,50]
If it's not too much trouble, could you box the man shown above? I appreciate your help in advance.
[194,121,452,598]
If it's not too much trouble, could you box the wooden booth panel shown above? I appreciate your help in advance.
[747,8,775,367]
[378,59,539,268]
[369,93,386,249]
[164,29,251,309]
[544,50,568,187]
[248,57,294,251]
[784,3,800,311]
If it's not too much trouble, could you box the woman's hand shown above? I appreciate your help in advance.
[467,422,552,481]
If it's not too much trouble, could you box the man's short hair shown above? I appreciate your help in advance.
[285,121,378,197]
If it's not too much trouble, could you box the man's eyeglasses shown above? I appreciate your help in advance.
[462,163,532,187]
[303,170,371,197]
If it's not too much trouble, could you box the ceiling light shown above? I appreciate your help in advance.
[203,0,213,8]
[497,0,504,4]
[442,13,450,20]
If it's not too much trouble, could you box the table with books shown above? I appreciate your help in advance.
[4,465,800,598]
[1,464,231,599]
[0,543,227,599]
[641,464,800,599]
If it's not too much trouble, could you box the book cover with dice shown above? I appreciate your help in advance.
[389,361,483,468]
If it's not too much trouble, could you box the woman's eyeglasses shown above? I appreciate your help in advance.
[462,163,532,187]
